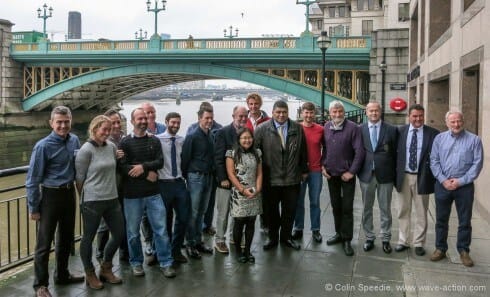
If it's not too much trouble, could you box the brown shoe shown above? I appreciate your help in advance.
[214,242,230,254]
[36,286,52,297]
[430,249,446,261]
[85,268,103,290]
[460,251,474,267]
[99,262,123,284]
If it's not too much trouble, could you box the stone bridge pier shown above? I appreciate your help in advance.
[0,19,96,169]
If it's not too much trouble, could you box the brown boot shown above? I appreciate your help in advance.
[100,261,123,284]
[85,268,103,290]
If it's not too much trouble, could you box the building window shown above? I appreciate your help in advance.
[339,6,346,17]
[345,25,350,37]
[316,20,323,30]
[329,7,336,17]
[334,25,345,36]
[398,3,409,21]
[362,20,373,36]
[357,0,365,10]
[368,0,375,10]
[329,27,334,37]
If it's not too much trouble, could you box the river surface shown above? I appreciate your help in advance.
[119,98,303,135]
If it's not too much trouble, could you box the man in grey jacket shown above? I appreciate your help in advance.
[254,100,308,251]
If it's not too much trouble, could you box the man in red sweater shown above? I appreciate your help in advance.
[292,102,325,243]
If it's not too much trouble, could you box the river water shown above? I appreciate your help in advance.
[119,98,303,135]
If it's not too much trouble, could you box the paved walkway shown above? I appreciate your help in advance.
[1,181,489,297]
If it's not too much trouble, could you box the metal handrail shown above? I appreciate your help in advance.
[0,170,82,273]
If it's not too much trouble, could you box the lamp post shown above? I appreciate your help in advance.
[146,0,167,38]
[296,0,317,34]
[135,28,148,40]
[317,31,331,123]
[223,26,238,39]
[37,3,53,39]
[379,48,387,121]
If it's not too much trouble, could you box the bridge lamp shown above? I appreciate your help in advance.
[135,28,148,40]
[146,0,167,38]
[224,26,239,39]
[37,3,53,39]
[379,55,387,121]
[317,31,331,123]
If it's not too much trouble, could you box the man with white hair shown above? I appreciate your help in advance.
[322,101,365,256]
[429,110,483,267]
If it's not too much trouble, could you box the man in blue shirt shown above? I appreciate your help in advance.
[26,106,83,297]
[430,110,483,267]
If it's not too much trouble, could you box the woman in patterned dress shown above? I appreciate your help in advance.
[226,128,263,263]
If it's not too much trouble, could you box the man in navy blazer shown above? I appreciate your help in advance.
[394,104,439,256]
[358,101,398,254]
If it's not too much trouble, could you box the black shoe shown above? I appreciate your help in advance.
[145,254,158,266]
[54,273,85,285]
[326,233,342,246]
[395,244,409,252]
[237,253,248,263]
[246,253,255,263]
[312,231,323,243]
[185,246,201,259]
[263,240,278,250]
[281,239,301,250]
[342,241,354,256]
[172,252,188,263]
[291,230,303,240]
[195,244,213,254]
[382,241,392,254]
[415,247,426,256]
[363,240,374,252]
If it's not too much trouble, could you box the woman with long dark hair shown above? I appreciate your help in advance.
[226,127,263,263]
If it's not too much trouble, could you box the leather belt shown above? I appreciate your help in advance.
[405,171,417,175]
[159,178,184,183]
[42,183,73,190]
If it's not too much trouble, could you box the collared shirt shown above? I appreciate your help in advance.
[26,131,81,213]
[405,124,424,172]
[368,120,381,143]
[273,120,289,144]
[147,122,166,134]
[156,131,184,179]
[430,129,483,186]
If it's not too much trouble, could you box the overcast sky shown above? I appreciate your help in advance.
[3,0,308,41]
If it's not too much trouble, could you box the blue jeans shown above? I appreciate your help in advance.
[434,182,474,253]
[294,171,323,231]
[186,172,213,247]
[159,179,190,255]
[124,194,173,268]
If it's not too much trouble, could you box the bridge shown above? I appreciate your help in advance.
[9,34,371,112]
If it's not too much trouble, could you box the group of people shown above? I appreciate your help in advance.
[26,94,483,297]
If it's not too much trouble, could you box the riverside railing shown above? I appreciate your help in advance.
[0,168,82,273]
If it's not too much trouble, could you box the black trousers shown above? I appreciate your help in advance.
[327,176,356,241]
[33,187,76,290]
[267,184,300,243]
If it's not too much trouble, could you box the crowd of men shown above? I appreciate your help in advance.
[26,94,483,297]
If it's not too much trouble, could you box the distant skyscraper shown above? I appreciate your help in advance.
[68,11,81,39]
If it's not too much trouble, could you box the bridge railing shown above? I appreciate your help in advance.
[10,36,370,53]
[0,169,83,273]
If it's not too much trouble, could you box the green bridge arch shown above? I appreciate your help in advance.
[22,63,363,112]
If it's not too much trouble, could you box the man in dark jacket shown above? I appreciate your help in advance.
[358,101,398,254]
[213,106,248,254]
[322,100,365,256]
[255,100,308,251]
[395,104,439,256]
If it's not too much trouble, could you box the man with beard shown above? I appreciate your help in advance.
[322,101,365,256]
[156,112,190,264]
[119,108,175,278]
[182,106,216,259]
[213,106,249,254]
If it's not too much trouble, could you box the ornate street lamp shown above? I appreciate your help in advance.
[296,0,317,34]
[37,3,53,39]
[223,26,238,39]
[317,31,331,123]
[146,0,167,38]
[135,28,148,40]
[379,49,387,121]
